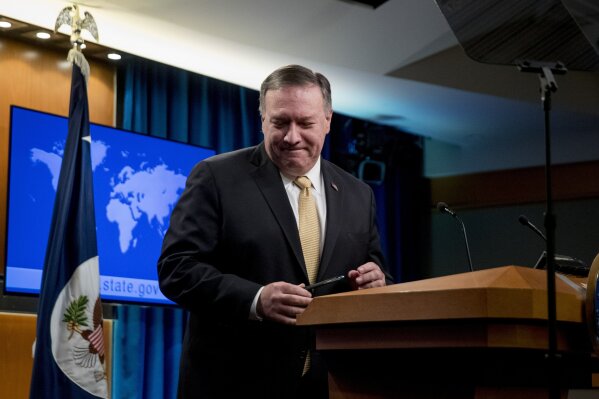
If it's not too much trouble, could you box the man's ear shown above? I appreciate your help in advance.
[324,111,333,134]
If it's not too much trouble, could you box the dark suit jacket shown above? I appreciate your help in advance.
[158,143,391,399]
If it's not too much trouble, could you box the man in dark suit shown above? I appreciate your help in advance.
[158,64,393,399]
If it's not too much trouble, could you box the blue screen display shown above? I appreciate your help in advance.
[5,106,215,305]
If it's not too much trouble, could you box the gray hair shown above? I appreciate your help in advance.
[259,64,332,116]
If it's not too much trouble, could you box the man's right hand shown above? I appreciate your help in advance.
[257,282,312,325]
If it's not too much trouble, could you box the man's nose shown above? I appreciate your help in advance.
[284,124,301,144]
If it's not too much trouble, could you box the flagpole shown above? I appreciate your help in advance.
[30,5,107,399]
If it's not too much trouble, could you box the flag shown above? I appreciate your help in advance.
[30,49,107,399]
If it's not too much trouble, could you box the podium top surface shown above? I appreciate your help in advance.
[297,266,586,326]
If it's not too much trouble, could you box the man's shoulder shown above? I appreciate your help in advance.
[196,144,268,174]
[187,145,262,180]
[322,159,371,190]
[205,145,258,165]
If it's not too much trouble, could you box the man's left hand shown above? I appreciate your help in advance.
[348,262,386,290]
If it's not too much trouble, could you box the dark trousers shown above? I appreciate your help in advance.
[297,351,329,399]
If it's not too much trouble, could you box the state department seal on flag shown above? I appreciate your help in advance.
[51,256,107,395]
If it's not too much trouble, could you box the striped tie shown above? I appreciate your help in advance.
[293,176,320,284]
[294,176,320,376]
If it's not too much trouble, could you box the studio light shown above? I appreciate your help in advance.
[35,31,51,40]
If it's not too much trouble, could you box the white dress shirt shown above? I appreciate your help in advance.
[250,157,327,320]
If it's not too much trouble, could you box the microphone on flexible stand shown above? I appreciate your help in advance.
[436,202,474,272]
[518,214,588,276]
[518,214,547,241]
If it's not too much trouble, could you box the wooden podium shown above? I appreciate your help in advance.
[297,266,593,399]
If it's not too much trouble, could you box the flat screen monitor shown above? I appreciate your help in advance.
[4,106,216,305]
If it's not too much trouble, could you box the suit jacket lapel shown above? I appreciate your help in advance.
[249,144,307,279]
[319,161,343,278]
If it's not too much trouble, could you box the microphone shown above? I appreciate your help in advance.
[436,202,474,272]
[436,201,456,217]
[518,214,589,275]
[518,214,547,241]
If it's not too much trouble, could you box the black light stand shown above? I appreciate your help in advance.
[517,60,567,399]
[432,1,599,397]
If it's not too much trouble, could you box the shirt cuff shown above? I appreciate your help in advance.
[249,286,265,321]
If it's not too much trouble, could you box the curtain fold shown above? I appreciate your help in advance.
[111,306,185,399]
[113,57,425,398]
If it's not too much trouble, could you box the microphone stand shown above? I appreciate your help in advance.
[437,202,474,272]
[517,60,566,399]
[456,214,474,273]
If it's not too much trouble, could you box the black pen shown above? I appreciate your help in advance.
[304,275,346,291]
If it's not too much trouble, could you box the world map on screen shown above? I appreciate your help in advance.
[30,139,187,256]
[5,107,215,304]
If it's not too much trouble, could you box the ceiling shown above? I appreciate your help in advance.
[2,0,599,176]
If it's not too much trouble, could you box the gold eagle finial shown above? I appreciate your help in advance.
[55,4,99,48]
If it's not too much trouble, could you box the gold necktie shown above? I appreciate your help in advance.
[293,176,320,284]
[294,176,320,376]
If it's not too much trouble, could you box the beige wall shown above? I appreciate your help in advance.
[0,313,113,398]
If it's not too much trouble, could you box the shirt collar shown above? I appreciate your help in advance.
[280,157,322,192]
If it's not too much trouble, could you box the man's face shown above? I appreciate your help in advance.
[262,84,332,177]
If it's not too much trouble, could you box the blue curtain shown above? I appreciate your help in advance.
[113,58,425,398]
[118,59,262,152]
[111,306,185,399]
